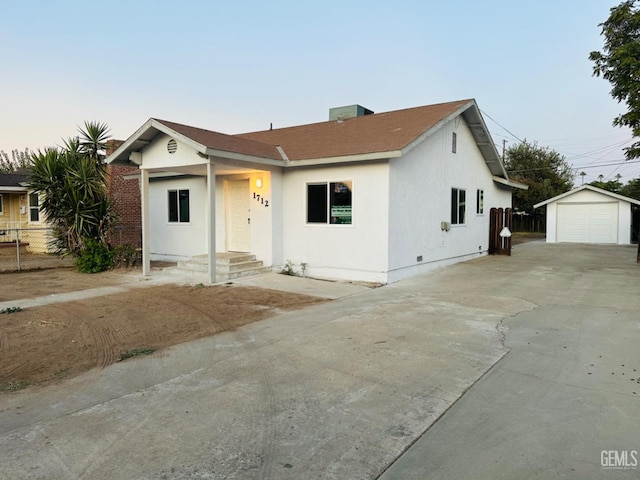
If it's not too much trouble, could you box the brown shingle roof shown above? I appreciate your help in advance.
[236,99,473,161]
[154,119,282,160]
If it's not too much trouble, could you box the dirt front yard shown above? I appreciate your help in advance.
[0,269,326,391]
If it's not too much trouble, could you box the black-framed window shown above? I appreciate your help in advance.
[29,193,40,222]
[476,189,484,215]
[451,188,466,225]
[168,189,190,223]
[307,181,352,224]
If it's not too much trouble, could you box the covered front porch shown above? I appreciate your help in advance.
[139,162,280,284]
[106,118,286,284]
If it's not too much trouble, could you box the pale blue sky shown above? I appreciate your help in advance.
[1,0,637,184]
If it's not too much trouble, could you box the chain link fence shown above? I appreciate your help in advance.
[0,227,75,272]
[0,225,144,273]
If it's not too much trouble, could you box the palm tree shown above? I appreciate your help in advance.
[29,123,115,255]
[78,121,110,163]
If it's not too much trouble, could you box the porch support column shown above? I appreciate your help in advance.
[141,168,151,277]
[206,161,216,284]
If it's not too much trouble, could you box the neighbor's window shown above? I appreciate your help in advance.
[29,193,40,222]
[168,189,190,223]
[476,189,484,215]
[307,181,352,224]
[451,188,466,225]
[452,132,457,154]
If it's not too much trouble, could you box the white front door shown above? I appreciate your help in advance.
[227,179,251,252]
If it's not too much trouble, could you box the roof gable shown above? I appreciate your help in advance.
[107,118,283,165]
[154,119,282,160]
[534,185,640,208]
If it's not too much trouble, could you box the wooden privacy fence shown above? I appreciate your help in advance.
[489,207,512,256]
[512,212,546,233]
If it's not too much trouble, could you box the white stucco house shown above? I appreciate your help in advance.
[107,99,525,284]
[534,185,640,245]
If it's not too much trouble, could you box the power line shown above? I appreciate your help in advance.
[508,159,640,174]
[480,110,524,143]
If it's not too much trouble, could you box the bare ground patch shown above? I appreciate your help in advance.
[0,283,326,390]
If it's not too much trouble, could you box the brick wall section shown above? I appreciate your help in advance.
[106,140,142,247]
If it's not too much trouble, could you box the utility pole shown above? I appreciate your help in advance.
[580,171,586,185]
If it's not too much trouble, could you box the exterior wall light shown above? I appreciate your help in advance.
[255,178,263,189]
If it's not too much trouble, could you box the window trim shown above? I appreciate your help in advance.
[168,188,190,224]
[476,189,484,215]
[29,192,41,223]
[451,187,466,225]
[306,180,353,226]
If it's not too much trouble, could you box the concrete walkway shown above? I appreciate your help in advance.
[0,242,637,479]
[0,270,370,311]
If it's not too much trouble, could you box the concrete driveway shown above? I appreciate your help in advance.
[380,242,640,479]
[0,242,638,479]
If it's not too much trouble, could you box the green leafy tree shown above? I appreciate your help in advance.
[589,0,640,159]
[621,177,640,199]
[505,140,574,213]
[589,179,624,193]
[29,122,116,262]
[0,148,32,173]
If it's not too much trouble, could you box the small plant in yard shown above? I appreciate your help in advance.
[76,239,115,273]
[0,381,29,392]
[1,306,22,314]
[54,368,70,379]
[113,244,139,268]
[119,347,156,362]
[279,260,298,276]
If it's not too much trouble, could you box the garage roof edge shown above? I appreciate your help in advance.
[534,184,640,209]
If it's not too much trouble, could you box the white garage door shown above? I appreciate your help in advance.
[556,202,618,243]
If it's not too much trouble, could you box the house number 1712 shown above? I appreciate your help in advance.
[253,192,269,207]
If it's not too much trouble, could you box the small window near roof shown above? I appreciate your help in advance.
[476,189,484,215]
[452,132,457,154]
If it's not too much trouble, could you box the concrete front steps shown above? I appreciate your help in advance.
[164,252,270,282]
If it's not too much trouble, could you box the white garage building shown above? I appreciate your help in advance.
[534,185,640,244]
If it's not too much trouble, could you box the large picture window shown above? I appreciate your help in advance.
[29,193,40,222]
[307,181,352,224]
[451,188,466,225]
[168,189,190,223]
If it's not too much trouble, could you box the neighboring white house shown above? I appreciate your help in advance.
[107,99,526,284]
[534,185,640,245]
